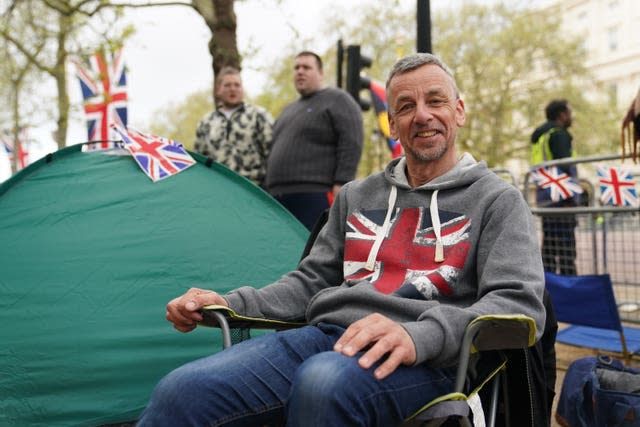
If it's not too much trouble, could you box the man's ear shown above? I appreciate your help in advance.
[455,99,466,127]
[389,113,398,139]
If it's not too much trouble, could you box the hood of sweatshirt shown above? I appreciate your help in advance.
[358,153,490,266]
[384,152,486,192]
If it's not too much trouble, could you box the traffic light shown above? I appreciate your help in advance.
[336,39,344,88]
[346,45,372,111]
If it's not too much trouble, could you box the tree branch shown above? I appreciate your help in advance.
[42,0,194,18]
[0,29,53,75]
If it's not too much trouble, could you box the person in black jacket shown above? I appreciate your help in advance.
[531,99,578,275]
[621,86,640,162]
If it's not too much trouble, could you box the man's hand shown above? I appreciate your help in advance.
[165,287,228,333]
[333,313,417,380]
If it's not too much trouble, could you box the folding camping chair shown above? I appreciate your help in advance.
[200,306,537,427]
[544,271,640,359]
[197,211,554,426]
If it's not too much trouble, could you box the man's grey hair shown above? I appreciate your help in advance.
[215,66,241,87]
[385,53,460,103]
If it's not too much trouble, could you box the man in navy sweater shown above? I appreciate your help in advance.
[266,51,363,230]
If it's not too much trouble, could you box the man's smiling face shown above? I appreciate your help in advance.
[388,64,465,166]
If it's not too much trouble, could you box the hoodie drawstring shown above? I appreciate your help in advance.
[430,189,445,262]
[365,185,397,271]
[365,185,444,270]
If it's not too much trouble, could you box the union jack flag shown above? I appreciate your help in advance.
[596,165,639,207]
[530,166,583,202]
[73,49,128,146]
[369,80,403,158]
[0,128,30,170]
[111,124,195,182]
[343,207,471,298]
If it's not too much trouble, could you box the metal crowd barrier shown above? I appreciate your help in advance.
[522,154,640,324]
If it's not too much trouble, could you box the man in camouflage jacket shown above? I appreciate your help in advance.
[194,66,273,186]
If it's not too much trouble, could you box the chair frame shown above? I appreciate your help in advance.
[201,306,536,427]
[198,211,546,426]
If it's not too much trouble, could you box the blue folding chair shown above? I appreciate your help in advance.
[544,271,640,358]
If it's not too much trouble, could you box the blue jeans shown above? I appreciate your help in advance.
[137,324,456,427]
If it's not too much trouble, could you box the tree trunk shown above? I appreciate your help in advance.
[192,0,240,101]
[211,0,239,74]
[54,13,70,149]
[11,82,21,174]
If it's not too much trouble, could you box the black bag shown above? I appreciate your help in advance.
[556,355,640,427]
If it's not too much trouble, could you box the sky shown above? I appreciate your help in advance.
[76,0,408,141]
[0,0,552,181]
[2,0,388,181]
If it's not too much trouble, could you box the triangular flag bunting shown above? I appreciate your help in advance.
[111,124,195,182]
[596,165,639,207]
[531,166,583,202]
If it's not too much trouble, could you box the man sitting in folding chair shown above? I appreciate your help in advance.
[138,53,547,427]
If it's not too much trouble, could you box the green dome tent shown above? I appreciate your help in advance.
[0,144,308,426]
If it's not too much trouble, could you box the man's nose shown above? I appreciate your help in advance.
[413,103,434,124]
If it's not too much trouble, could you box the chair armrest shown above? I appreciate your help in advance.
[200,305,306,330]
[199,305,306,349]
[455,315,537,392]
[467,314,537,352]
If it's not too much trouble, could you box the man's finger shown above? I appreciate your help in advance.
[165,288,227,333]
[166,297,203,323]
[335,323,379,356]
[186,290,228,311]
[372,348,407,380]
[165,308,198,327]
[173,321,197,333]
[357,335,394,369]
[334,314,383,355]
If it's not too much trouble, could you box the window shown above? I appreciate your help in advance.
[608,27,618,51]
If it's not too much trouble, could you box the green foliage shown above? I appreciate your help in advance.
[433,2,620,167]
[251,43,300,118]
[0,1,53,134]
[0,0,135,149]
[147,89,213,151]
[296,1,413,177]
[149,1,622,178]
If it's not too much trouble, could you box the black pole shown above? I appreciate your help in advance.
[337,39,344,88]
[346,44,360,102]
[417,0,432,53]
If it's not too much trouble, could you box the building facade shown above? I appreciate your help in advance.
[550,0,640,109]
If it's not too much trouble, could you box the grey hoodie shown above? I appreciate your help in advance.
[224,153,545,367]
